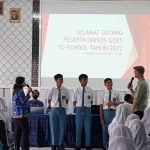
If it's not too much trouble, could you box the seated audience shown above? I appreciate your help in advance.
[142,106,150,135]
[108,137,136,150]
[108,103,132,135]
[125,114,140,127]
[26,90,44,113]
[109,124,133,146]
[0,97,13,140]
[124,94,133,104]
[128,119,149,150]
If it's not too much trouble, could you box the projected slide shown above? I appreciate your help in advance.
[41,14,149,79]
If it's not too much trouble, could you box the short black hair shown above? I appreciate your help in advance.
[54,74,63,81]
[104,78,112,84]
[79,74,88,81]
[33,90,40,95]
[124,94,133,102]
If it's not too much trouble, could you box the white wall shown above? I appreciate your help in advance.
[0,0,33,86]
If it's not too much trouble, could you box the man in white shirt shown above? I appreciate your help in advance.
[72,74,94,150]
[99,78,123,150]
[48,74,70,150]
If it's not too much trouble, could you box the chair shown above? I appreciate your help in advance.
[0,120,15,150]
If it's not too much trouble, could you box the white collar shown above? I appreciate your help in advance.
[80,86,86,89]
[106,89,114,93]
[55,85,63,89]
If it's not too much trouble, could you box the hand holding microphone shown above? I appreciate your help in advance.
[26,84,32,94]
[127,77,134,90]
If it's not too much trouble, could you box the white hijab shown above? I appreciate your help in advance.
[109,124,134,146]
[129,119,149,150]
[112,103,132,124]
[0,97,11,132]
[125,114,140,127]
[108,103,132,135]
[142,106,150,134]
[108,137,136,150]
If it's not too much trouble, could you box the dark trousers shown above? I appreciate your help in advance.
[134,111,144,120]
[14,117,29,150]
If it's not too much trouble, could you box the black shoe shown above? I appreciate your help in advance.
[103,148,106,150]
[86,147,92,150]
[51,145,57,150]
[58,145,65,150]
[74,146,81,150]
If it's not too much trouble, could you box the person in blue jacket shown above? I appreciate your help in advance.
[12,77,32,150]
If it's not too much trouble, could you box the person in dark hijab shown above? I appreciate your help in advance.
[12,77,32,150]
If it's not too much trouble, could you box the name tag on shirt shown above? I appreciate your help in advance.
[87,95,90,99]
[62,96,65,99]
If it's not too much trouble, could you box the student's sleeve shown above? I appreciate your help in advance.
[66,89,70,100]
[134,84,145,104]
[18,90,30,105]
[117,92,124,102]
[72,89,77,102]
[91,88,94,102]
[99,92,104,105]
[48,88,53,100]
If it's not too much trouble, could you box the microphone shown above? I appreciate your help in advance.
[26,84,30,88]
[26,84,33,94]
[128,77,134,88]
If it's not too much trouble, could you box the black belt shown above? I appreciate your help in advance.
[108,108,116,111]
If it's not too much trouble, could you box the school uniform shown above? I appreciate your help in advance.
[99,89,123,149]
[72,86,94,149]
[48,86,70,147]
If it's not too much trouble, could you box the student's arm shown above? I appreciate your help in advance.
[99,92,105,125]
[72,89,77,107]
[66,89,70,104]
[100,104,105,125]
[91,88,94,105]
[48,89,53,108]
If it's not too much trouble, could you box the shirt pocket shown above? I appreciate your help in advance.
[104,96,109,104]
[52,94,58,102]
[62,91,66,100]
[77,91,82,101]
[112,94,117,102]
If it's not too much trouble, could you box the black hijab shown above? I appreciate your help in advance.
[13,77,25,95]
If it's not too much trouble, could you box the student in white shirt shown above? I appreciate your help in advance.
[48,74,70,150]
[72,74,94,150]
[99,78,124,150]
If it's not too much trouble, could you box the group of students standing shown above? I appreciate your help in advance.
[100,66,149,150]
[0,65,148,150]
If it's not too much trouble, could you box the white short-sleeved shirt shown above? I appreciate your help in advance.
[72,86,94,107]
[48,86,70,108]
[99,89,123,109]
